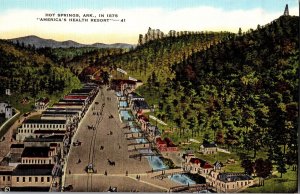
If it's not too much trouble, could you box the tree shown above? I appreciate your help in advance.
[203,133,210,144]
[241,159,254,175]
[238,27,242,36]
[254,158,272,185]
[273,145,287,178]
[215,130,224,145]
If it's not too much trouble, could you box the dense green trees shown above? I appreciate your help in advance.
[132,16,298,178]
[0,40,81,96]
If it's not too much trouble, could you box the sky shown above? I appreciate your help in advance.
[0,0,298,44]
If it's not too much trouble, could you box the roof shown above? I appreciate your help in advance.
[37,97,50,104]
[10,187,50,192]
[203,143,217,148]
[12,164,54,176]
[53,103,83,107]
[9,153,22,163]
[64,95,89,100]
[71,88,94,93]
[218,173,253,182]
[112,79,137,85]
[21,147,50,158]
[164,137,177,147]
[156,137,167,145]
[42,111,78,115]
[33,130,66,134]
[23,119,66,124]
[59,99,85,103]
[10,144,24,148]
[50,143,58,147]
[214,161,224,167]
[129,92,144,99]
[24,135,64,142]
[138,115,149,122]
[0,170,12,175]
[46,108,82,112]
[133,100,149,109]
[189,158,213,168]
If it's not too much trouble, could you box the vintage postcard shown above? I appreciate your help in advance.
[0,0,298,193]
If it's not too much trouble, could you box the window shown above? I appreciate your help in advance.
[23,177,25,182]
[41,177,44,182]
[47,177,50,182]
[3,176,5,181]
[49,159,51,164]
[7,176,10,181]
[29,177,32,182]
[17,177,19,182]
[35,177,38,182]
[241,182,243,186]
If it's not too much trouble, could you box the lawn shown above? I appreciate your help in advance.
[243,168,298,193]
[195,151,244,172]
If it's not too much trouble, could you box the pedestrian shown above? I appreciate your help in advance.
[105,170,107,176]
[69,170,71,174]
[126,170,128,176]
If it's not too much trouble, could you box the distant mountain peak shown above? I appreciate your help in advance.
[8,35,133,49]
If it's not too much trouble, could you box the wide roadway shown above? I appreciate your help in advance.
[64,85,162,192]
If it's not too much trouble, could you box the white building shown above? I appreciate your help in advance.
[0,102,13,119]
[16,120,67,141]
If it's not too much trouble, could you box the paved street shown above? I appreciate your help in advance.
[64,86,160,191]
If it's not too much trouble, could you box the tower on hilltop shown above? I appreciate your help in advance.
[283,4,289,16]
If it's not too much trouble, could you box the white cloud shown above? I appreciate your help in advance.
[0,6,298,43]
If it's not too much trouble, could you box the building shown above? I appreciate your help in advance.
[0,166,14,189]
[132,100,150,113]
[46,108,83,118]
[41,111,80,123]
[6,144,25,167]
[5,89,11,96]
[64,95,90,104]
[0,164,54,191]
[111,79,143,95]
[0,102,13,119]
[155,137,178,152]
[183,154,214,174]
[52,103,85,111]
[24,135,65,158]
[16,119,67,141]
[207,171,254,193]
[200,143,217,154]
[21,147,56,165]
[10,144,24,154]
[12,164,54,190]
[35,98,50,111]
[128,92,144,105]
[137,115,149,131]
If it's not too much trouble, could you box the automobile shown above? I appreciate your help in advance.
[86,163,95,173]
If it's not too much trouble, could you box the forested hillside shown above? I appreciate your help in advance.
[81,31,232,83]
[0,40,81,97]
[138,16,298,176]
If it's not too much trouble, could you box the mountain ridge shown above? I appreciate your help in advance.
[8,35,134,49]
